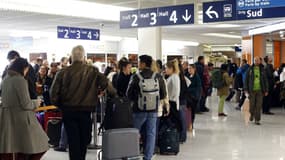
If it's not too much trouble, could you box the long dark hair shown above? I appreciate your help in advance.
[8,58,29,76]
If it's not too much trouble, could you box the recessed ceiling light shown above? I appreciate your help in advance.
[207,24,241,28]
[203,33,242,39]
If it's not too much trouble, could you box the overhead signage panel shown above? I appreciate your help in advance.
[57,26,100,40]
[236,0,285,10]
[203,1,236,23]
[120,4,194,29]
[203,0,285,23]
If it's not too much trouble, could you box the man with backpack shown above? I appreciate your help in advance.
[127,55,167,160]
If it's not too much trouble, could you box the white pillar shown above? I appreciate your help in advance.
[138,27,162,60]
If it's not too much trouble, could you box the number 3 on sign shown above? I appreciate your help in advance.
[170,11,178,24]
[150,12,157,25]
[76,30,80,39]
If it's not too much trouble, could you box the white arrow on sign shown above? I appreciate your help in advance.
[182,9,192,22]
[206,6,219,19]
[94,32,99,39]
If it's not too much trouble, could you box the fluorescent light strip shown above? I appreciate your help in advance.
[206,24,241,28]
[0,0,131,21]
[249,22,285,35]
[163,40,199,47]
[203,33,242,39]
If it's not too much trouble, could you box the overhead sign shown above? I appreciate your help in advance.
[57,26,100,40]
[203,1,236,23]
[236,0,285,10]
[236,0,285,20]
[203,0,285,23]
[120,4,194,29]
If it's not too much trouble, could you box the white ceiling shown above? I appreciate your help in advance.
[0,0,284,45]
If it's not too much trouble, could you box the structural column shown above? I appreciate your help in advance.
[137,27,162,60]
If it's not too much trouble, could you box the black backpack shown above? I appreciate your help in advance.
[100,96,133,131]
[212,69,225,89]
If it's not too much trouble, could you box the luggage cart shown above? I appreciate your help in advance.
[88,95,106,150]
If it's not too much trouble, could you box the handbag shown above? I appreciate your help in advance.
[185,92,198,109]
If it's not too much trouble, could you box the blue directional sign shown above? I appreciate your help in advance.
[203,1,236,23]
[203,0,285,23]
[57,26,100,40]
[236,0,285,10]
[236,0,285,20]
[120,4,194,29]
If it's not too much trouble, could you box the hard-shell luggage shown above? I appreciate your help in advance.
[158,117,180,155]
[101,128,141,160]
[46,118,62,147]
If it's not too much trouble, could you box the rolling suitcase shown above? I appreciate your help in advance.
[158,117,180,155]
[46,118,62,147]
[101,128,141,160]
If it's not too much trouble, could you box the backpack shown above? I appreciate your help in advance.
[137,72,160,111]
[211,69,225,89]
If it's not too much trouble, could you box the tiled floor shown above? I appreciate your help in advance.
[43,97,285,160]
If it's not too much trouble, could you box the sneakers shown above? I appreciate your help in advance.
[218,113,228,117]
[54,147,67,152]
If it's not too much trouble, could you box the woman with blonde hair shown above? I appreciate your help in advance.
[165,59,182,132]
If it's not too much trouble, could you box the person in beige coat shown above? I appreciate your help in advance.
[217,64,233,117]
[0,58,49,160]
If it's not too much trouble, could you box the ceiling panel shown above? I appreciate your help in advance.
[0,1,285,45]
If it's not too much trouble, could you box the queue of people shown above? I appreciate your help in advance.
[1,45,285,160]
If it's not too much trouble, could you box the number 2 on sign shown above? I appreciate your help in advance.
[131,14,138,27]
[170,11,178,24]
[64,29,69,38]
[150,12,157,25]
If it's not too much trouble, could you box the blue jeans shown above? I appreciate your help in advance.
[133,112,157,160]
[59,123,68,149]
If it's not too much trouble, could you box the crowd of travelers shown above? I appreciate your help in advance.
[0,45,285,160]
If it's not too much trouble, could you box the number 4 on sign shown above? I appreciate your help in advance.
[170,11,178,24]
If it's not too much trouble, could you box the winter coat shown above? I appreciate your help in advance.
[244,65,269,93]
[217,72,233,96]
[0,71,49,153]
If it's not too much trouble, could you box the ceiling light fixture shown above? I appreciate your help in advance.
[203,33,242,39]
[207,24,241,28]
[0,0,132,21]
[249,22,285,35]
[163,40,200,47]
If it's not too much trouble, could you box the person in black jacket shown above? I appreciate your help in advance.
[1,50,37,99]
[187,64,202,130]
[263,56,275,115]
[113,58,132,97]
[127,55,166,160]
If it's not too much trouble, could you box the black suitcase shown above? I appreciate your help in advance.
[102,96,133,130]
[158,117,180,155]
[46,118,62,147]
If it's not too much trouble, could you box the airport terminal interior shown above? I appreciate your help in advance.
[1,0,285,160]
